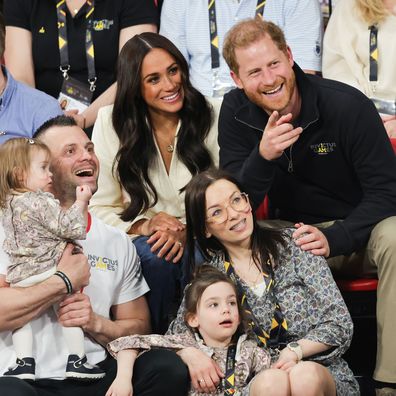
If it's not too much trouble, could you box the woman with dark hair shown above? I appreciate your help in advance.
[168,169,359,395]
[90,32,220,333]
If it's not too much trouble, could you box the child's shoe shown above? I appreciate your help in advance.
[3,357,35,381]
[65,354,105,380]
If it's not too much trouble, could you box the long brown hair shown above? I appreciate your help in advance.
[0,138,51,208]
[112,32,214,222]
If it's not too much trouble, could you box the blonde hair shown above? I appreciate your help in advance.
[223,17,288,74]
[355,0,389,25]
[0,138,51,208]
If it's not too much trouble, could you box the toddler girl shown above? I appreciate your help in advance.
[0,138,104,381]
[106,266,271,396]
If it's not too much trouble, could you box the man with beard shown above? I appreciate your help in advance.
[0,116,189,396]
[218,18,396,392]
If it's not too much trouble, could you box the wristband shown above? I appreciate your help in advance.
[54,270,73,294]
[287,342,303,361]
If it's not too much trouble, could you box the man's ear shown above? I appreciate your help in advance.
[286,45,294,67]
[230,70,243,89]
[186,313,199,329]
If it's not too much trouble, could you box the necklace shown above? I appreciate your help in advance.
[154,132,176,153]
[231,257,263,287]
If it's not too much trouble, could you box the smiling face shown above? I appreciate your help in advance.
[25,148,53,193]
[205,179,254,250]
[187,281,240,348]
[140,48,184,120]
[40,126,99,207]
[231,34,299,116]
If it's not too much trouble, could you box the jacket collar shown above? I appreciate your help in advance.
[234,63,320,132]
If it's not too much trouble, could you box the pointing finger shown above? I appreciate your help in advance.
[266,111,280,129]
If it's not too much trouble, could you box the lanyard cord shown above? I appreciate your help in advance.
[369,24,378,83]
[223,343,237,395]
[56,0,97,92]
[208,0,266,70]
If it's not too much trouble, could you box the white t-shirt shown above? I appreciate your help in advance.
[0,214,149,380]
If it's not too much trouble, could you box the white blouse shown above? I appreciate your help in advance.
[89,98,220,235]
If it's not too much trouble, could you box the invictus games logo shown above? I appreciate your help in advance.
[310,142,336,155]
[87,254,118,271]
[93,19,114,31]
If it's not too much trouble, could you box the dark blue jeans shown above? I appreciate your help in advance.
[133,236,204,334]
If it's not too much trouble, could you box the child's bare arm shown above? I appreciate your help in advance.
[105,349,138,396]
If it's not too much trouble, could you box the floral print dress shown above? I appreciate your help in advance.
[168,230,360,396]
[107,332,270,396]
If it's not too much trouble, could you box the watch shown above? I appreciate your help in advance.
[287,342,303,361]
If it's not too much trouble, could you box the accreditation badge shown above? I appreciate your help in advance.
[58,77,93,113]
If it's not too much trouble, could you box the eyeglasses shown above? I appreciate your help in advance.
[206,192,250,224]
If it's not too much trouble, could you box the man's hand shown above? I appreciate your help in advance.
[259,111,303,161]
[57,292,97,332]
[57,244,90,291]
[177,347,224,393]
[146,229,185,263]
[293,223,330,257]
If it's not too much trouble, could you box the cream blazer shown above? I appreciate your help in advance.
[89,97,221,235]
[323,0,396,100]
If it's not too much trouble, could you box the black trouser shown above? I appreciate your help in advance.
[0,349,189,396]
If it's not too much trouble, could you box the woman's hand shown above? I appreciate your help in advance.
[272,348,299,373]
[145,212,185,234]
[177,347,224,393]
[105,377,133,396]
[146,228,186,263]
[64,109,86,129]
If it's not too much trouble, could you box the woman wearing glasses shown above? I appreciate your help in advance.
[168,169,359,396]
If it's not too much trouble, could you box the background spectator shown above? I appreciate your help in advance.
[323,0,396,137]
[160,0,323,97]
[0,14,62,144]
[3,0,158,131]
